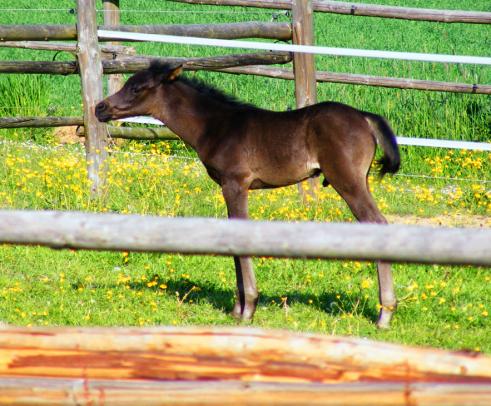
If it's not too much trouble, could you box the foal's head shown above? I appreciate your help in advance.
[95,63,183,122]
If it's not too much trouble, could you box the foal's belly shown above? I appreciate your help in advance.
[249,160,321,190]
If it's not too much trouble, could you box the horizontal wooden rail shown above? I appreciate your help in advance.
[0,52,292,74]
[1,378,490,405]
[2,57,485,95]
[171,0,491,24]
[0,210,490,265]
[0,22,291,42]
[0,326,490,382]
[0,41,136,56]
[0,117,179,140]
[217,65,491,94]
[0,117,83,128]
[0,326,490,404]
[77,125,179,140]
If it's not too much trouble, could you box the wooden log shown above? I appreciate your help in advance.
[104,0,124,98]
[170,0,491,24]
[0,117,179,140]
[216,65,491,95]
[1,378,490,405]
[292,0,318,198]
[0,210,490,265]
[0,61,78,74]
[77,125,179,140]
[0,41,135,56]
[77,0,108,196]
[101,21,292,40]
[292,0,317,108]
[0,22,291,42]
[0,117,83,128]
[0,52,292,75]
[0,326,490,385]
[102,52,292,73]
[0,25,76,41]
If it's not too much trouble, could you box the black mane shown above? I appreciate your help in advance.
[179,76,256,110]
[149,61,256,110]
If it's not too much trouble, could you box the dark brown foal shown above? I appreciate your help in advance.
[96,62,400,328]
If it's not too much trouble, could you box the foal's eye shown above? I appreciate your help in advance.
[131,85,142,95]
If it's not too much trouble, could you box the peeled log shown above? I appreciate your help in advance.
[0,52,292,74]
[0,378,490,405]
[0,327,490,404]
[0,210,489,266]
[0,22,291,42]
[0,326,490,383]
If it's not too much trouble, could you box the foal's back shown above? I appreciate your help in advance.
[202,101,376,189]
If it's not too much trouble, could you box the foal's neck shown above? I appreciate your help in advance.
[150,81,232,150]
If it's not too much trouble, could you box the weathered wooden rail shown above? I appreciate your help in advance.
[171,0,491,24]
[0,52,292,74]
[1,0,490,193]
[0,210,490,266]
[0,326,490,405]
[0,22,292,41]
[218,65,491,95]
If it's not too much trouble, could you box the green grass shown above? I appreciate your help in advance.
[0,142,489,352]
[0,0,490,142]
[0,1,489,352]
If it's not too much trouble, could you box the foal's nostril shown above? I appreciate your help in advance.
[95,102,107,115]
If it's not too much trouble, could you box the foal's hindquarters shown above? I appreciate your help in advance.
[225,103,399,328]
[312,107,398,328]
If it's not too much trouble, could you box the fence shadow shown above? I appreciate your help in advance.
[71,274,379,323]
[158,278,379,323]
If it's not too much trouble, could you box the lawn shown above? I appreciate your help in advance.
[0,0,489,352]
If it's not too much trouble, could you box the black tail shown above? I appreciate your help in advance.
[363,112,400,177]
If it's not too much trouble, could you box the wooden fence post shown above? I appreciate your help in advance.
[103,0,124,95]
[77,0,108,196]
[292,0,318,199]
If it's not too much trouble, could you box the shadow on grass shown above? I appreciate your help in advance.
[134,277,378,323]
[71,276,378,323]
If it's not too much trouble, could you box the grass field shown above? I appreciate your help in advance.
[0,1,490,352]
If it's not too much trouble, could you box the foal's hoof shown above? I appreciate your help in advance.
[376,306,395,329]
[231,301,256,322]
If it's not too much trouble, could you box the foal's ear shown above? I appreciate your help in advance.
[166,65,183,81]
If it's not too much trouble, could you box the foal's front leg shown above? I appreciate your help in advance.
[221,180,258,321]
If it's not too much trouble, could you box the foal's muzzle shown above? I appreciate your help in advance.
[95,101,111,122]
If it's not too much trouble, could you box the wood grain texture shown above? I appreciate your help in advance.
[216,66,491,95]
[0,326,489,384]
[0,210,489,265]
[0,378,490,405]
[103,0,124,97]
[0,53,292,75]
[292,0,317,108]
[99,21,292,40]
[170,0,491,24]
[0,41,135,56]
[77,125,179,140]
[0,117,83,128]
[0,22,291,42]
[292,0,318,197]
[76,0,108,196]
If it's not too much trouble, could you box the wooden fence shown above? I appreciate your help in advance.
[0,209,490,403]
[0,0,296,195]
[1,0,490,194]
[0,210,490,265]
[0,326,490,405]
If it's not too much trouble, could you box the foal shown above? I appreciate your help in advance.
[96,62,401,328]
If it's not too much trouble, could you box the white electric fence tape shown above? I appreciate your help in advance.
[100,29,491,150]
[98,30,491,65]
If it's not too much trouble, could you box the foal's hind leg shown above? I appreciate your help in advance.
[222,179,258,321]
[322,166,396,328]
